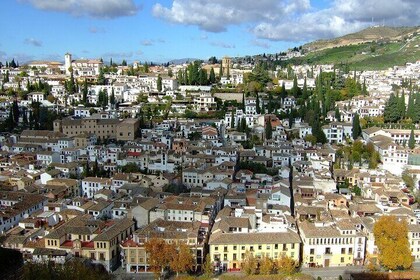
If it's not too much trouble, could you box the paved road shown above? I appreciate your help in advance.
[301,265,365,280]
[111,262,420,280]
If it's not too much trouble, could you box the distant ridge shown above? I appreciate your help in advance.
[303,26,419,52]
[168,58,201,65]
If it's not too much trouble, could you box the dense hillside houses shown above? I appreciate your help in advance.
[0,50,420,278]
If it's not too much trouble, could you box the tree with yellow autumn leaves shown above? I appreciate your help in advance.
[373,216,412,270]
[144,238,195,279]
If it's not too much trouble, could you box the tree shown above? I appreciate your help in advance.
[219,61,223,78]
[373,216,412,270]
[203,254,213,277]
[304,134,317,146]
[169,243,194,276]
[277,255,298,275]
[144,238,174,278]
[12,100,19,124]
[408,129,415,149]
[265,119,272,140]
[68,68,75,94]
[230,110,235,129]
[241,251,257,275]
[291,75,299,97]
[259,256,274,275]
[256,93,261,114]
[335,107,341,121]
[157,75,162,92]
[352,113,361,140]
[384,93,403,123]
[110,88,115,106]
[82,79,88,104]
[209,67,216,84]
[97,67,105,85]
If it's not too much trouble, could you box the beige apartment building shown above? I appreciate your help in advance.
[53,117,139,141]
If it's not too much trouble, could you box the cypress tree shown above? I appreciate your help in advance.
[409,129,416,149]
[209,67,216,84]
[352,113,361,140]
[83,79,88,104]
[231,110,235,128]
[407,92,415,120]
[110,88,116,106]
[265,119,272,140]
[256,93,261,114]
[157,75,162,92]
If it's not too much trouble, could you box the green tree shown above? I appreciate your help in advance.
[97,67,106,85]
[384,93,400,123]
[407,92,415,120]
[256,93,261,114]
[265,119,272,140]
[373,216,412,270]
[157,75,162,92]
[352,113,361,140]
[209,67,216,84]
[408,129,415,149]
[110,88,115,106]
[82,79,88,104]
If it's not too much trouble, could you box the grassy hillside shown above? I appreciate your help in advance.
[289,26,420,70]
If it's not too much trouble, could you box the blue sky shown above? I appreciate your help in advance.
[1,0,418,64]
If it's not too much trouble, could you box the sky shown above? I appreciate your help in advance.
[1,0,419,64]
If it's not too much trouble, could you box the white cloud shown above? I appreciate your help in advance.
[102,51,134,59]
[153,0,419,42]
[24,38,43,47]
[210,41,235,49]
[89,26,106,34]
[251,40,271,49]
[141,39,166,46]
[152,0,298,32]
[141,40,154,46]
[22,0,139,18]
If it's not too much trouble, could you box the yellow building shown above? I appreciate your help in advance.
[208,231,301,271]
[298,220,366,267]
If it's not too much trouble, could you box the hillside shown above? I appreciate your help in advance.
[290,26,420,70]
[304,26,418,51]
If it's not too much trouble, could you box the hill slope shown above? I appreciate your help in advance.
[292,26,420,70]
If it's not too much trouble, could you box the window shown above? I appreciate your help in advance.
[274,244,278,249]
[215,246,218,251]
[349,248,353,254]
[310,249,314,255]
[258,245,262,250]
[224,246,228,252]
[233,246,237,250]
[341,248,345,254]
[341,257,345,263]
[241,246,245,250]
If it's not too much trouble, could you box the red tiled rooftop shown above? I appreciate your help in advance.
[61,240,73,247]
[121,239,140,247]
[82,241,94,248]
